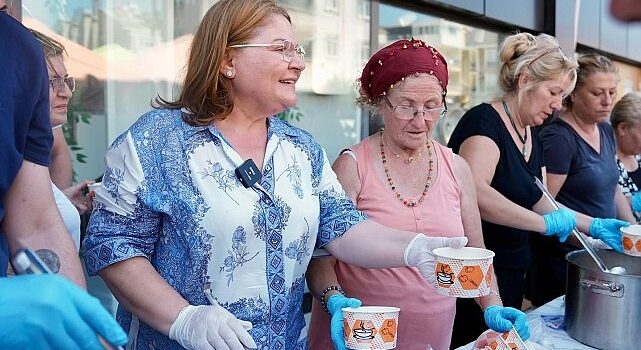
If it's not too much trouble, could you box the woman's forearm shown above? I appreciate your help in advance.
[476,182,546,233]
[324,220,415,268]
[306,257,342,300]
[99,257,189,334]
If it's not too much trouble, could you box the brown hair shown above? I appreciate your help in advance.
[610,92,641,129]
[564,52,618,109]
[498,33,577,104]
[155,0,290,126]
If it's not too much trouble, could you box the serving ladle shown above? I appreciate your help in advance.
[534,176,627,275]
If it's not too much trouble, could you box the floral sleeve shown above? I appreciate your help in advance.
[83,132,162,275]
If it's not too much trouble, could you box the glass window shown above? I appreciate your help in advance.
[378,3,505,145]
[23,0,368,179]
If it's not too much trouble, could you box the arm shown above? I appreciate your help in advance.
[458,135,547,233]
[50,127,73,189]
[1,160,85,287]
[99,257,188,334]
[452,155,502,310]
[615,186,636,222]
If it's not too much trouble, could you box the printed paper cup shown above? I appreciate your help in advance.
[473,328,528,350]
[621,224,641,257]
[433,247,495,298]
[342,306,400,349]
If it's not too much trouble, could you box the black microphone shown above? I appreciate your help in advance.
[235,159,262,188]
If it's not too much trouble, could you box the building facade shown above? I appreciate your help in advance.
[8,0,641,181]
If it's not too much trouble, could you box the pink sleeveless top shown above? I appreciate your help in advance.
[307,137,465,350]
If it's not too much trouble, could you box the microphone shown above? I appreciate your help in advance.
[235,159,262,188]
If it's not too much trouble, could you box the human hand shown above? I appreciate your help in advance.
[62,180,95,215]
[0,274,127,350]
[169,304,257,350]
[543,208,576,242]
[631,193,641,212]
[483,305,530,340]
[589,218,630,252]
[404,234,468,285]
[327,294,362,350]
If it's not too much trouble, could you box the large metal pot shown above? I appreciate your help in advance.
[565,250,641,350]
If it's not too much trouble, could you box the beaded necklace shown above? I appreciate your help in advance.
[502,100,528,157]
[379,130,433,207]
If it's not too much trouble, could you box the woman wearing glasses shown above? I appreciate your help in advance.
[83,1,469,349]
[447,33,627,347]
[306,39,528,350]
[30,29,94,250]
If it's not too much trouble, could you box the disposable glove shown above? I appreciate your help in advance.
[484,305,530,340]
[404,234,468,285]
[327,294,362,350]
[543,208,576,242]
[632,193,641,212]
[169,303,257,350]
[589,218,630,253]
[0,274,127,350]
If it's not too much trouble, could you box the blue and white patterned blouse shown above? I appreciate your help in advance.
[84,108,367,350]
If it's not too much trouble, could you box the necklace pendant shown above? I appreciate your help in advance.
[522,145,527,157]
[406,157,414,164]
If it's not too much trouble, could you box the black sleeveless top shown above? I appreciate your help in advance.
[448,103,543,268]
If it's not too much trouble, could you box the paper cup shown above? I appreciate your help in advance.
[342,306,400,349]
[621,224,641,257]
[473,328,528,350]
[433,247,495,298]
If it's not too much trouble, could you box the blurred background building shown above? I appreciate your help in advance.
[6,0,641,182]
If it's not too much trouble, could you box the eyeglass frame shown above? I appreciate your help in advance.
[382,95,448,121]
[228,40,306,63]
[48,76,76,92]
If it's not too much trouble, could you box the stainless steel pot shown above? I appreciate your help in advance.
[565,250,641,350]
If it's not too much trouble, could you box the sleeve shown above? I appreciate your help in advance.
[23,38,53,166]
[83,132,162,275]
[448,105,504,152]
[540,124,574,175]
[315,148,367,248]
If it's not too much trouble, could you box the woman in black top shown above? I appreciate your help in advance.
[447,33,627,347]
[612,92,641,222]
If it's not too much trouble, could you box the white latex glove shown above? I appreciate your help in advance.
[404,234,468,285]
[169,304,257,350]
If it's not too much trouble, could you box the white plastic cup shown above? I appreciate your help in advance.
[433,247,495,298]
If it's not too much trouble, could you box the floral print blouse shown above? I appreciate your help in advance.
[616,155,641,222]
[84,108,366,350]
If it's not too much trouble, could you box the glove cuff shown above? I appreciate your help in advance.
[404,234,425,267]
[169,305,196,345]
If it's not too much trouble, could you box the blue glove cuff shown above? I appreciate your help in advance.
[632,194,641,212]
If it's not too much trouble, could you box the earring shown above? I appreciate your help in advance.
[226,71,233,77]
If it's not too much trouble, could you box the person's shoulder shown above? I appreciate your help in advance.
[539,117,572,139]
[131,108,184,134]
[0,14,41,55]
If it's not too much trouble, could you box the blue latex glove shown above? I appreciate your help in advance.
[632,193,641,212]
[484,305,530,341]
[327,294,362,350]
[0,274,127,350]
[589,218,630,252]
[543,208,576,242]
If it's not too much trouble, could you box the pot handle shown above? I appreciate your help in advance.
[580,279,624,298]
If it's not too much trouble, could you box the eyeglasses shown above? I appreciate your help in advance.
[229,40,305,63]
[49,76,75,92]
[383,96,447,121]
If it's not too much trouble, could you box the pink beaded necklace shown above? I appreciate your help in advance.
[379,129,434,207]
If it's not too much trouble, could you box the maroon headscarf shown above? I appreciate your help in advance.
[359,38,449,101]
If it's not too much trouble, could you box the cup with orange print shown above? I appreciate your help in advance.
[342,306,400,349]
[621,224,641,257]
[433,247,495,298]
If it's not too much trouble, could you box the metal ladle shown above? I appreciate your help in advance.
[534,177,626,275]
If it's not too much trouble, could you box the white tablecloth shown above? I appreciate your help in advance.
[455,296,597,350]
